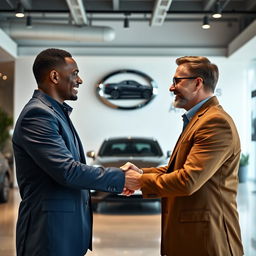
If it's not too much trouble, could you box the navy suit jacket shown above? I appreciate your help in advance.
[13,90,125,256]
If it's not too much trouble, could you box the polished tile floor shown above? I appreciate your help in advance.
[0,182,255,256]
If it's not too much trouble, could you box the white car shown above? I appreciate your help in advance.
[87,137,169,211]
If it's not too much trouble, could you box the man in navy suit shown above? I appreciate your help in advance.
[12,48,127,256]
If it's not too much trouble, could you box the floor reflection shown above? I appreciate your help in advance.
[87,202,161,256]
[237,182,256,256]
[0,182,256,256]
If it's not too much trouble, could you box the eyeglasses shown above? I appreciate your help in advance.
[172,77,198,86]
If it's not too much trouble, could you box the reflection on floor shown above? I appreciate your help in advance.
[237,181,256,256]
[87,202,161,256]
[0,182,255,256]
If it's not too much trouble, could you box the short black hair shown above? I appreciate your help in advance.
[32,48,72,84]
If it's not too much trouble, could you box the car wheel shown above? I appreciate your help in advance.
[0,174,10,203]
[111,90,120,99]
[142,90,152,99]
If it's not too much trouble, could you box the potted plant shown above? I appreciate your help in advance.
[0,108,13,151]
[238,153,249,183]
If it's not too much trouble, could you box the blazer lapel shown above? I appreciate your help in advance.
[67,119,86,163]
[33,90,85,162]
[167,96,219,171]
[33,90,68,124]
[74,130,86,163]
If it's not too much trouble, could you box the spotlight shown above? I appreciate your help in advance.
[15,2,25,18]
[212,1,222,19]
[26,15,32,28]
[124,16,129,28]
[202,15,210,29]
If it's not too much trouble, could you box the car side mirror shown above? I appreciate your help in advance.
[86,151,96,159]
[166,150,172,158]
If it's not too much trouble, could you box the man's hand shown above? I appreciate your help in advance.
[120,162,143,195]
[124,169,142,191]
[120,162,143,174]
[121,187,135,196]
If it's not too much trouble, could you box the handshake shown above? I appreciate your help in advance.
[120,162,143,196]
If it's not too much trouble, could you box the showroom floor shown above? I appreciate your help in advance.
[0,182,255,256]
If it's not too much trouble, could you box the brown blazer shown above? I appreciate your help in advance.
[141,97,243,256]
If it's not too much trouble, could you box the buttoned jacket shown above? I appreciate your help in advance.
[13,90,125,256]
[141,96,243,256]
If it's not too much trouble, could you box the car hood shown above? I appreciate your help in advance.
[91,156,167,168]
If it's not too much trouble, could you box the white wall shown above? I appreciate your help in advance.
[247,60,256,179]
[14,55,250,166]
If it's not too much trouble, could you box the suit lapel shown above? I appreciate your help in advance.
[67,119,86,163]
[167,96,219,172]
[33,90,68,124]
[74,130,86,163]
[33,90,86,163]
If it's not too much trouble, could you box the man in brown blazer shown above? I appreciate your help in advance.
[122,56,244,256]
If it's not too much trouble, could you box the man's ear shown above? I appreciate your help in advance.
[49,70,59,84]
[195,77,204,90]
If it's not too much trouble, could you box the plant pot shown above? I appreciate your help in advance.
[238,166,248,183]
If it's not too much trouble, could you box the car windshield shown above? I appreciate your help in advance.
[98,139,163,157]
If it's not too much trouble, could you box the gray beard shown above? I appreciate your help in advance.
[172,97,187,109]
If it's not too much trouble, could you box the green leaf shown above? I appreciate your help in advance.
[239,153,249,167]
[0,108,13,151]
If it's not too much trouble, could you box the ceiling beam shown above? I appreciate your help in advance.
[203,0,216,11]
[222,0,231,10]
[65,0,88,25]
[246,0,256,10]
[112,0,119,11]
[228,19,256,58]
[21,0,32,10]
[4,0,14,8]
[150,0,172,26]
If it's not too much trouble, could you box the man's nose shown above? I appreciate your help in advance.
[169,84,175,92]
[78,76,83,84]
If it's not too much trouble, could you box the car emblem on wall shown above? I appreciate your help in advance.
[96,69,158,110]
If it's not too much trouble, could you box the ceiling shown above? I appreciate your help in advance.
[0,0,256,59]
[0,0,255,23]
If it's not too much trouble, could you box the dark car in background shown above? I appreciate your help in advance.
[0,152,13,203]
[87,137,169,211]
[104,80,153,99]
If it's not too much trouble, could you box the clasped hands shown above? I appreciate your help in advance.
[120,162,142,196]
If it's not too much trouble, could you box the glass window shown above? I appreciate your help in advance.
[99,139,163,157]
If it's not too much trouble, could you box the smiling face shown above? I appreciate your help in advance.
[169,64,203,111]
[53,57,83,103]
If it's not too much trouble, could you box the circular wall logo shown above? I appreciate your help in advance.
[96,69,158,110]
